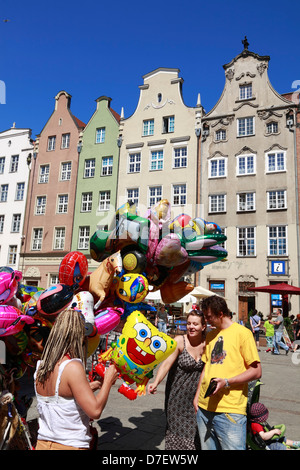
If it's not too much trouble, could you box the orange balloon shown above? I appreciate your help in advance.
[160,280,194,304]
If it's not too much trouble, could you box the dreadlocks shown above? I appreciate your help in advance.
[35,308,86,385]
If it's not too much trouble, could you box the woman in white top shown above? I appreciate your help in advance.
[34,308,118,450]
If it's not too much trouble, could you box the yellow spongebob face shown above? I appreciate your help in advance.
[120,311,176,369]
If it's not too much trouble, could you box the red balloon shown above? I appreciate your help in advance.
[59,251,88,287]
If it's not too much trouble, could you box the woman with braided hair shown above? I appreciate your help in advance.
[34,308,118,450]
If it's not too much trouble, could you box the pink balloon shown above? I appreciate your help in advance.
[94,307,123,335]
[0,305,34,337]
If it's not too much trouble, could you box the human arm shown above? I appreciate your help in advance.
[193,366,205,413]
[147,336,183,394]
[65,361,118,420]
[258,428,281,441]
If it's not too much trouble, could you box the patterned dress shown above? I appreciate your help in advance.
[164,336,204,450]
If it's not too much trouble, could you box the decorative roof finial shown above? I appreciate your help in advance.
[242,36,249,50]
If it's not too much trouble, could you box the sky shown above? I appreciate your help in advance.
[1,0,300,139]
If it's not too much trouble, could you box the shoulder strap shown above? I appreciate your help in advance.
[55,358,82,397]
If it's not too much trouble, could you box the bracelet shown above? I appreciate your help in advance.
[224,378,230,389]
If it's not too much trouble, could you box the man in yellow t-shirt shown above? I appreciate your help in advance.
[193,296,261,450]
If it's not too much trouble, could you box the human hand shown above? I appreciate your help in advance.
[103,364,119,385]
[89,380,102,391]
[147,382,158,394]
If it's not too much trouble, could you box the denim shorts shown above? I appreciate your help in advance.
[197,407,247,450]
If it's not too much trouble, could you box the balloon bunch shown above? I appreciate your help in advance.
[90,199,227,304]
[0,199,227,396]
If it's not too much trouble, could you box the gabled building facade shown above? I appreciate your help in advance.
[71,96,120,267]
[20,91,85,288]
[0,125,33,270]
[117,68,202,223]
[199,42,298,321]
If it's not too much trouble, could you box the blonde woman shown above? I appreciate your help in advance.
[34,308,118,450]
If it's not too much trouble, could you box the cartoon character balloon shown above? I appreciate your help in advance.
[0,305,34,337]
[114,273,149,304]
[59,251,88,288]
[0,269,22,304]
[95,311,177,399]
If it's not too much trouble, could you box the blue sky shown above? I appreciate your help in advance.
[1,0,300,139]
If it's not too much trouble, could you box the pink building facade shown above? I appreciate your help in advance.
[20,91,85,288]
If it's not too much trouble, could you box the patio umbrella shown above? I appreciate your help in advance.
[247,282,300,316]
[189,285,222,299]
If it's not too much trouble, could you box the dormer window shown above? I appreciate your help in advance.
[239,84,252,100]
[215,129,226,141]
[266,121,278,134]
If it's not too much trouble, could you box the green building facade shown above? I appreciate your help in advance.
[71,96,120,259]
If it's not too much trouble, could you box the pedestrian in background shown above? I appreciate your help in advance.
[264,314,274,353]
[273,309,289,355]
[155,304,168,333]
[250,309,261,351]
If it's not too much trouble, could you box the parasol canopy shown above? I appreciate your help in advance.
[248,282,300,295]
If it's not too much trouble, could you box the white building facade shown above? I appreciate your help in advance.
[0,126,33,270]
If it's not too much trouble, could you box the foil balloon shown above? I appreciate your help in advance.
[95,311,177,400]
[94,306,123,335]
[114,273,149,304]
[88,251,122,309]
[59,251,88,288]
[0,305,34,336]
[36,283,75,319]
[71,291,96,336]
[0,269,22,304]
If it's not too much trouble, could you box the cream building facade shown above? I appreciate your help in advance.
[117,68,202,223]
[199,42,298,321]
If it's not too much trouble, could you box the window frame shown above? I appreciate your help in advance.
[237,226,256,257]
[237,117,255,137]
[268,225,287,256]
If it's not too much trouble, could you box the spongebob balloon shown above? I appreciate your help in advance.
[95,310,177,400]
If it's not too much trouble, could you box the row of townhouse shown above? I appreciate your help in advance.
[0,40,299,321]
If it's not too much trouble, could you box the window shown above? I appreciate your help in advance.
[267,190,287,210]
[239,84,252,100]
[50,274,59,285]
[84,159,95,178]
[173,184,187,206]
[39,165,50,183]
[101,156,113,176]
[78,226,90,250]
[236,154,255,176]
[127,188,139,206]
[150,150,163,170]
[7,245,17,265]
[81,192,93,212]
[10,155,19,172]
[215,129,226,141]
[61,133,70,149]
[268,226,287,256]
[173,147,187,168]
[0,184,8,202]
[209,157,226,178]
[99,191,110,211]
[36,196,46,215]
[237,227,256,256]
[128,153,141,173]
[57,194,68,214]
[0,215,4,233]
[237,117,254,136]
[11,214,21,232]
[237,192,255,211]
[15,182,25,201]
[47,136,56,151]
[162,116,175,133]
[143,119,154,136]
[61,162,71,181]
[0,157,5,174]
[266,151,286,172]
[32,228,43,250]
[209,194,226,213]
[266,121,278,134]
[54,227,65,250]
[149,186,162,207]
[96,127,105,143]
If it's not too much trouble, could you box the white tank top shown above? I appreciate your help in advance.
[34,359,91,448]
